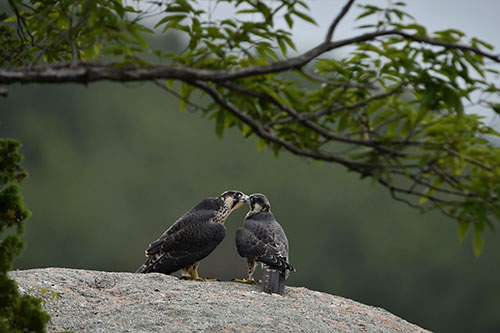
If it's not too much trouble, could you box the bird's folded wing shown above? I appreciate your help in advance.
[236,227,292,270]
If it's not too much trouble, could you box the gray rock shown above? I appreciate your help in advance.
[9,268,429,332]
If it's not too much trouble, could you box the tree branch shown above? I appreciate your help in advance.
[270,85,404,125]
[325,0,356,42]
[218,81,407,158]
[1,30,499,85]
[151,80,207,113]
[188,79,385,171]
[298,68,373,89]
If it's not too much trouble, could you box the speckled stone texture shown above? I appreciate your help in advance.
[9,268,429,332]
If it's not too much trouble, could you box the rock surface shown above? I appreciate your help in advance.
[10,268,429,332]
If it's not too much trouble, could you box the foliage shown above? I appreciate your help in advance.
[0,139,50,332]
[1,0,500,252]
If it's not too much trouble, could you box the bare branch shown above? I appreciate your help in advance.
[325,0,356,42]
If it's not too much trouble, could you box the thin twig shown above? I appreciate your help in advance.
[270,85,403,125]
[219,81,407,157]
[299,68,373,89]
[188,79,391,171]
[151,80,207,113]
[325,0,356,42]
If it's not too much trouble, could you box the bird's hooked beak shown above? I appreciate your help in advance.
[230,193,249,211]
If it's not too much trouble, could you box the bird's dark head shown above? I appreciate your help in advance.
[219,190,249,212]
[248,193,271,213]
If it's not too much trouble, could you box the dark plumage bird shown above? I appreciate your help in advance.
[136,190,249,280]
[235,193,295,295]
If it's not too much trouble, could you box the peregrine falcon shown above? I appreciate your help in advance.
[136,190,249,280]
[234,193,295,295]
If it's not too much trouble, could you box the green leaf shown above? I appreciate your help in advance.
[472,38,494,51]
[277,38,287,56]
[337,113,349,132]
[127,25,148,48]
[420,84,437,109]
[292,10,317,25]
[475,221,486,233]
[112,0,125,18]
[260,86,289,107]
[166,79,175,89]
[257,138,266,151]
[402,23,427,36]
[415,84,438,123]
[2,15,17,23]
[284,13,294,29]
[386,118,400,137]
[236,9,259,14]
[356,9,377,21]
[242,125,253,138]
[457,221,470,242]
[473,230,485,256]
[179,82,193,111]
[282,36,296,51]
[215,110,225,139]
[154,15,186,30]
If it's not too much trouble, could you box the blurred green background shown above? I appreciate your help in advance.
[2,53,500,333]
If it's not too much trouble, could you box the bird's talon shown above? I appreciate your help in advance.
[233,278,257,285]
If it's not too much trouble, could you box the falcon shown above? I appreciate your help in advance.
[136,190,249,280]
[234,193,295,295]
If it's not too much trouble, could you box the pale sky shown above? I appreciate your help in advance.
[290,1,500,51]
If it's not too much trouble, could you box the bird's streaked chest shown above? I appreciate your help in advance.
[212,204,231,224]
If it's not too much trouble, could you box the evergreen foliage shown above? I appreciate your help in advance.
[0,139,49,332]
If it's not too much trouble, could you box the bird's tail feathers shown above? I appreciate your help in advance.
[135,257,154,273]
[261,255,296,272]
[262,266,286,295]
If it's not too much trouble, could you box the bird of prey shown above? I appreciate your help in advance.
[234,193,295,295]
[136,190,249,280]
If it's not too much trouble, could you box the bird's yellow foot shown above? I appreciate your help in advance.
[180,276,219,282]
[200,278,219,282]
[232,278,257,284]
